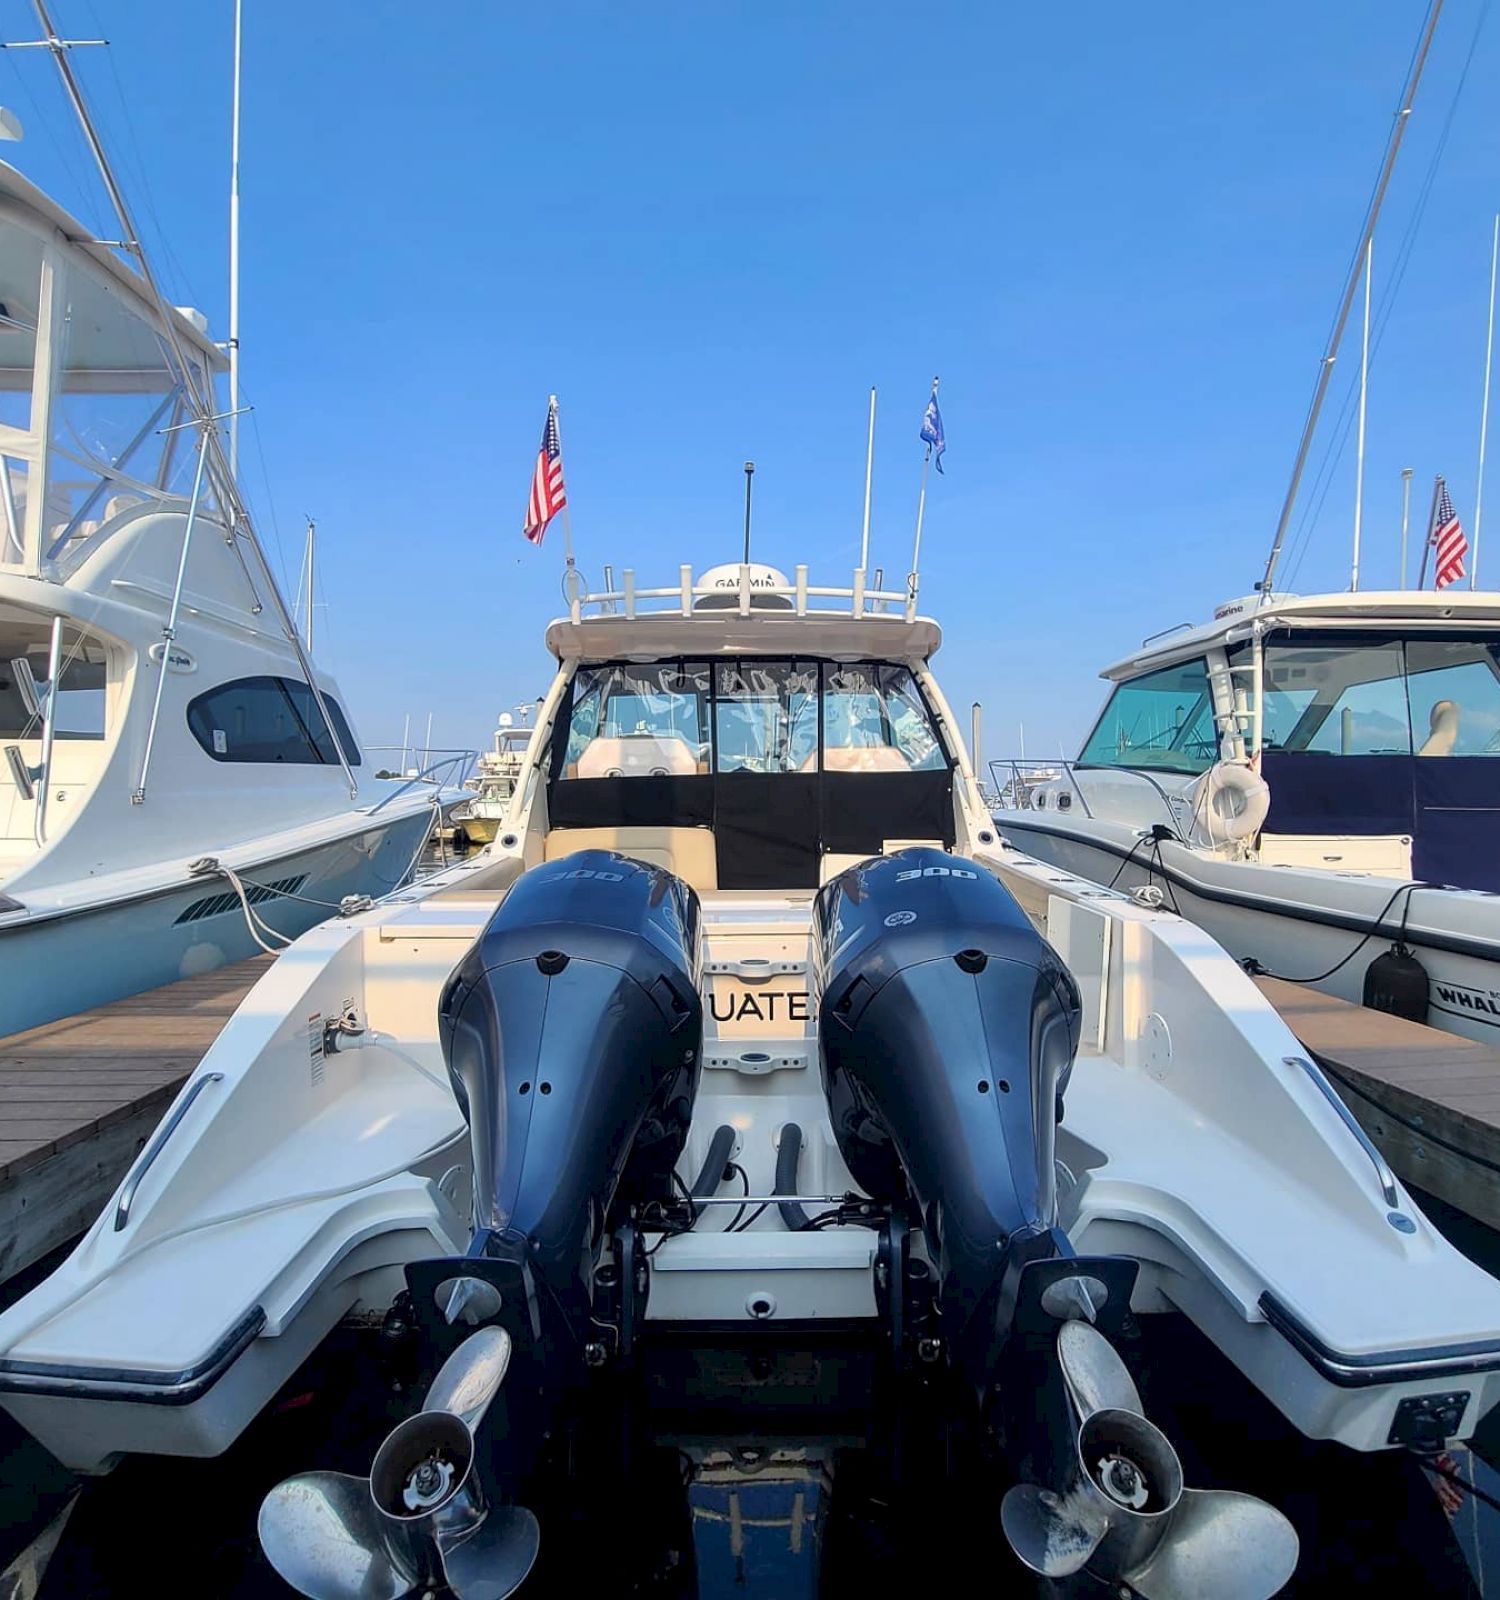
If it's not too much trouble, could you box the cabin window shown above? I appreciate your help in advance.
[558,659,952,781]
[1229,636,1500,758]
[715,661,819,773]
[1078,658,1217,775]
[823,663,946,772]
[1405,640,1500,756]
[186,677,361,766]
[0,625,107,739]
[562,662,711,778]
[1259,642,1411,755]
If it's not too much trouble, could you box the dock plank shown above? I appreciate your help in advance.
[1255,976,1500,1230]
[0,956,270,1282]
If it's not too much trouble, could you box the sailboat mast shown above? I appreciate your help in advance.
[229,0,242,480]
[1474,214,1498,590]
[1259,0,1444,598]
[303,518,315,652]
[1351,238,1372,591]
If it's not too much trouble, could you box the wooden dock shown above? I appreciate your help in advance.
[1257,976,1500,1233]
[0,958,269,1284]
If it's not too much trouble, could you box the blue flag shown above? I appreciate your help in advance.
[920,386,945,474]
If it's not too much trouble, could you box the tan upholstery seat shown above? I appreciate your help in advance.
[575,734,700,778]
[1418,699,1460,757]
[801,746,911,773]
[819,852,874,884]
[543,825,718,890]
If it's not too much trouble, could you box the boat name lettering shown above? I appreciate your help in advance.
[710,989,809,1024]
[147,642,197,673]
[1434,983,1500,1018]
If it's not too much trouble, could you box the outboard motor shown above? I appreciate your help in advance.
[260,851,704,1600]
[814,849,1299,1598]
[435,848,703,1349]
[814,846,1081,1379]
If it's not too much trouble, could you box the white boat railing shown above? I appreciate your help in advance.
[989,757,1184,831]
[361,747,478,814]
[568,563,920,624]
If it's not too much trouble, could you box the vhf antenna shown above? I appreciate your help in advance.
[743,460,755,563]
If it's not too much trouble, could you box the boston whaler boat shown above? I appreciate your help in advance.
[3,564,1498,1596]
[992,589,1500,1044]
[0,54,442,1035]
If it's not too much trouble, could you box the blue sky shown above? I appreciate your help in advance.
[5,1,1499,765]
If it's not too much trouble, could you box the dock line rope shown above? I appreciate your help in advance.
[188,797,442,955]
[191,859,295,954]
[1240,879,1418,987]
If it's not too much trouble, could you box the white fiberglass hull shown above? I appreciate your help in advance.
[996,813,1500,1046]
[0,807,432,1038]
[8,868,1500,1483]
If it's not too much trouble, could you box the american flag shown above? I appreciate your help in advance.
[1431,478,1468,591]
[524,398,567,545]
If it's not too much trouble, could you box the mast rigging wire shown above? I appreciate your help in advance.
[1259,0,1445,596]
[1282,0,1492,589]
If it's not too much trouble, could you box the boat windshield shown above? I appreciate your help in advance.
[1077,658,1218,775]
[1231,636,1500,757]
[560,659,948,778]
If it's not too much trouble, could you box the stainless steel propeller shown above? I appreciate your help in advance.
[259,1325,540,1600]
[1001,1319,1299,1599]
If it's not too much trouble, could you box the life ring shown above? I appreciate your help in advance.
[1188,761,1269,846]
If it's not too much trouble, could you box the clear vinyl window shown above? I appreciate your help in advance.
[822,663,946,772]
[714,661,819,773]
[563,662,711,777]
[558,659,950,779]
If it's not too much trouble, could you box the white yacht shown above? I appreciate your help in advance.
[4,564,1498,1596]
[0,163,436,1036]
[994,590,1500,1044]
[450,719,533,847]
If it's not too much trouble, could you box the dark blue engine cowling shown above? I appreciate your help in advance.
[813,848,1081,1374]
[438,850,703,1342]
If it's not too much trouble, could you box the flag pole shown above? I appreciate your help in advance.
[909,443,932,597]
[549,394,575,572]
[1399,466,1413,588]
[1474,213,1498,589]
[860,386,876,575]
[909,375,939,598]
[228,0,242,482]
[1351,238,1372,591]
[1417,474,1442,589]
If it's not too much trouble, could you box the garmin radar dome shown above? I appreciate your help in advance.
[692,562,795,610]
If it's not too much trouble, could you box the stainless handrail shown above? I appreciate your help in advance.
[114,1071,224,1230]
[361,749,478,816]
[1283,1055,1400,1210]
[1140,620,1195,647]
[988,757,1101,821]
[990,756,1192,833]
